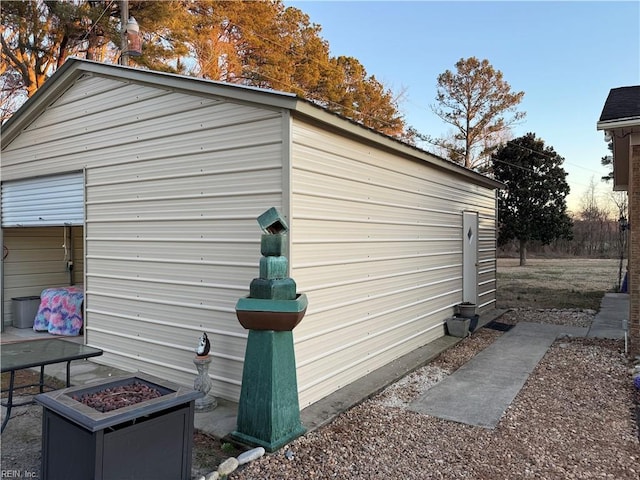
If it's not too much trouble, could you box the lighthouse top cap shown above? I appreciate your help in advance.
[257,207,289,235]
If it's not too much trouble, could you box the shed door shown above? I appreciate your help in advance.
[1,172,84,227]
[462,211,478,304]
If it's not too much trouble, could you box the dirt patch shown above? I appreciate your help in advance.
[1,370,65,398]
[192,431,241,478]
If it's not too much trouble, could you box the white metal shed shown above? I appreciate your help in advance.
[1,59,501,408]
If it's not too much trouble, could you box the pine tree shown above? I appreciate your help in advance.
[430,57,525,169]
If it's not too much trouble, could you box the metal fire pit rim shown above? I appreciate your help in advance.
[35,372,203,432]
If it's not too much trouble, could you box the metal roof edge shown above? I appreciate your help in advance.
[2,58,81,145]
[2,59,503,190]
[292,99,504,190]
[1,58,298,146]
[71,59,298,106]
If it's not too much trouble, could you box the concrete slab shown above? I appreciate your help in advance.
[408,322,579,429]
[587,293,629,339]
[512,321,589,338]
[194,398,238,439]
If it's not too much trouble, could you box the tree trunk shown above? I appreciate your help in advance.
[519,238,527,266]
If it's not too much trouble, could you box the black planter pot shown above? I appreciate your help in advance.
[456,303,477,318]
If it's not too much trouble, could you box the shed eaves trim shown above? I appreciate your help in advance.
[0,57,298,140]
[1,58,503,190]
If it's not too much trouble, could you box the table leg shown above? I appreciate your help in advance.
[66,361,72,387]
[39,365,45,393]
[1,370,16,433]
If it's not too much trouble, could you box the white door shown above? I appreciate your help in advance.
[463,211,478,304]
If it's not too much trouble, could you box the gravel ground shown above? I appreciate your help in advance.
[0,394,42,476]
[232,308,639,480]
[2,308,638,479]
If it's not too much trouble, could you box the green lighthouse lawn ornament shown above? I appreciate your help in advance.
[231,207,307,452]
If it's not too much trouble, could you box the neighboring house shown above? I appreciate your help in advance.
[1,58,502,408]
[597,85,640,356]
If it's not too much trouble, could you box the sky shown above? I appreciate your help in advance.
[284,0,640,214]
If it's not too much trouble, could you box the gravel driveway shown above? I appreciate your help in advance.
[232,309,639,479]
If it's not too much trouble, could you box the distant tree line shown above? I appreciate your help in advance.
[499,178,627,259]
[499,219,626,259]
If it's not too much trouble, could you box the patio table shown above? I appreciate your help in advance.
[1,339,103,433]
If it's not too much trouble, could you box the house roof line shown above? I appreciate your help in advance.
[597,117,640,131]
[597,85,640,124]
[1,58,503,190]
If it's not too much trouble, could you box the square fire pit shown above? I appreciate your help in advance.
[35,372,202,480]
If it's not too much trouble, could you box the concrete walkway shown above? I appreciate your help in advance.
[407,322,587,428]
[587,292,629,339]
[408,293,629,429]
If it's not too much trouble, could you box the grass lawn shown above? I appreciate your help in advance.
[496,258,623,310]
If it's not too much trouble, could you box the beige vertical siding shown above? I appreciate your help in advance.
[2,226,83,326]
[289,120,497,407]
[1,75,287,401]
[478,208,498,309]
